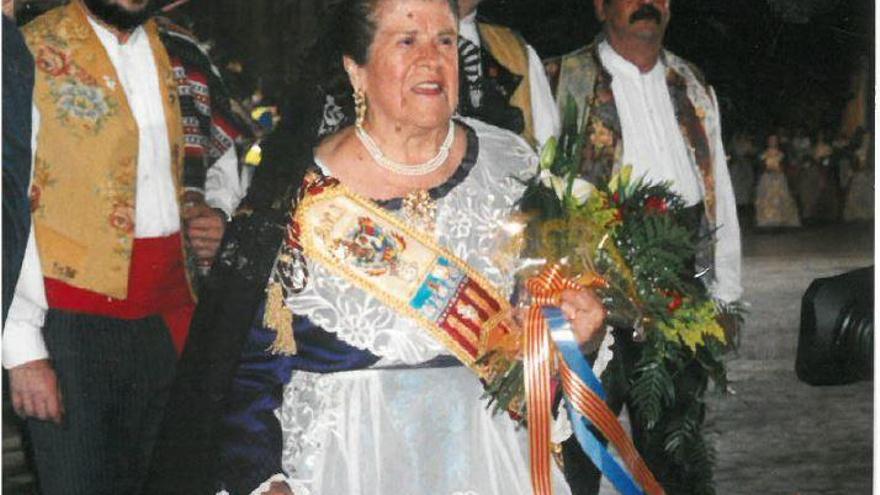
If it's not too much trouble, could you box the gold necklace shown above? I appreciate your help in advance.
[401,189,437,232]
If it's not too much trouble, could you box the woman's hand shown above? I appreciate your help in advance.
[259,481,294,495]
[559,289,607,353]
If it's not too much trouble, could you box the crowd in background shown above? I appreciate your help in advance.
[727,126,874,228]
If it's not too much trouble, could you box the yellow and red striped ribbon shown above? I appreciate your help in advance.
[523,264,664,495]
[524,304,554,494]
[558,362,664,495]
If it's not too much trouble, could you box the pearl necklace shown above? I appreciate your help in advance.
[355,121,455,176]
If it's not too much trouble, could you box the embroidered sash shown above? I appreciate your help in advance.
[290,179,518,379]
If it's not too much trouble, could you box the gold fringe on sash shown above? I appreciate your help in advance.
[263,282,297,355]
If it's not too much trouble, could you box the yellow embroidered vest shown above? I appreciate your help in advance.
[24,1,186,299]
[478,23,535,146]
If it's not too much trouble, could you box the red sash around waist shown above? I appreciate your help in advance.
[44,233,194,354]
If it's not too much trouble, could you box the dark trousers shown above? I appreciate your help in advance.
[558,329,642,495]
[562,328,708,495]
[27,310,177,495]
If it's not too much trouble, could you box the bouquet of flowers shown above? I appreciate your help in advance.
[481,95,742,494]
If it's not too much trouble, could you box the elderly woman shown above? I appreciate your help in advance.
[147,0,605,494]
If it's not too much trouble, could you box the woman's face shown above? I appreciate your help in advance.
[347,0,459,132]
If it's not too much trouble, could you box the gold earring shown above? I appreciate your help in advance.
[354,88,367,128]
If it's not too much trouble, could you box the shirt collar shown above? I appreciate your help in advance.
[86,13,146,47]
[598,39,666,82]
[459,11,480,46]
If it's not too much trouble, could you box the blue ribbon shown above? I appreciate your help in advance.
[542,306,645,495]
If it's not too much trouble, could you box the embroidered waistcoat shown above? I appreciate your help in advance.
[24,2,186,298]
[555,40,720,230]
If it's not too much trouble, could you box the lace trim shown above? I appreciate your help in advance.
[592,327,615,377]
[247,473,291,495]
[279,372,337,494]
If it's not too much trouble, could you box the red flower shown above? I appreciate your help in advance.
[70,66,98,87]
[645,196,668,214]
[611,191,620,204]
[665,291,683,313]
[36,46,70,77]
[109,203,135,234]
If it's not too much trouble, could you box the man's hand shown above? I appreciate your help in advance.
[560,289,607,353]
[716,311,741,352]
[182,194,226,267]
[8,359,64,424]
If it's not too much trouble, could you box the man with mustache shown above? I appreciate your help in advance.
[3,0,248,492]
[549,0,742,493]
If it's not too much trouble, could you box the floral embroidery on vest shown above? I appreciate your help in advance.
[102,163,137,241]
[32,19,118,135]
[576,44,717,225]
[50,78,118,133]
[666,68,716,223]
[578,48,622,187]
[29,157,55,216]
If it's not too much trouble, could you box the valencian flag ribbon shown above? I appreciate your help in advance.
[524,264,664,495]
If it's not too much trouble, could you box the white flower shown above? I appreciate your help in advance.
[540,170,595,205]
[570,177,596,205]
[538,169,566,199]
[550,176,568,200]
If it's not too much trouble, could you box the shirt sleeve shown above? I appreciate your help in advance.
[4,104,49,369]
[203,146,245,217]
[707,88,743,303]
[4,228,49,369]
[525,44,561,148]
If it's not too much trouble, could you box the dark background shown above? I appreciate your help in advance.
[166,0,874,138]
[17,0,876,138]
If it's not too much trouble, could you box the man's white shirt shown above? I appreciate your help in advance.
[598,40,742,302]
